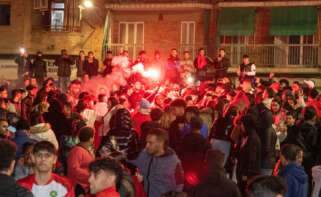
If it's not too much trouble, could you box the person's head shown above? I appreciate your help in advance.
[89,157,123,194]
[183,51,190,60]
[185,106,199,123]
[11,89,21,102]
[280,144,302,166]
[108,96,118,110]
[205,149,225,169]
[88,51,94,59]
[146,128,169,156]
[79,126,94,145]
[171,48,177,57]
[292,81,300,92]
[285,111,296,127]
[243,54,250,64]
[0,139,17,175]
[309,88,319,100]
[22,142,34,166]
[119,96,130,109]
[150,108,163,122]
[263,88,275,100]
[61,49,67,56]
[37,51,43,57]
[30,112,44,126]
[32,141,57,174]
[190,116,203,133]
[247,175,287,197]
[271,99,281,113]
[241,79,252,92]
[0,85,8,99]
[198,48,205,56]
[79,50,85,57]
[138,50,146,59]
[303,106,317,122]
[83,73,90,83]
[219,48,225,57]
[279,79,289,91]
[0,98,9,110]
[106,51,112,59]
[170,99,186,117]
[98,94,107,103]
[26,85,37,97]
[0,119,8,137]
[123,50,128,57]
[69,80,81,95]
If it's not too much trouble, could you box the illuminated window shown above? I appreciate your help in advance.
[51,2,64,30]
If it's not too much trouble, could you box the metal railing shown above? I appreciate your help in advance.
[105,43,145,60]
[220,44,321,67]
[32,25,81,32]
[104,43,207,60]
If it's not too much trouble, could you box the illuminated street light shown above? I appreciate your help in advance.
[84,0,93,8]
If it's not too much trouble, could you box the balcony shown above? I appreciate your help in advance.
[105,0,212,3]
[104,43,207,60]
[220,43,321,67]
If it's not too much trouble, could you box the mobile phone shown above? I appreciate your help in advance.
[7,126,16,133]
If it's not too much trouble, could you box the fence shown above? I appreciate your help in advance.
[220,44,321,67]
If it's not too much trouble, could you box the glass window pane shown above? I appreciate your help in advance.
[181,23,187,44]
[120,23,126,44]
[51,10,64,29]
[52,3,64,9]
[136,23,144,44]
[289,36,300,44]
[128,24,134,44]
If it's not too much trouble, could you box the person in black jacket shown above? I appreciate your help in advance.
[97,108,139,159]
[236,114,261,195]
[32,51,47,87]
[15,49,32,78]
[84,51,99,78]
[213,48,230,82]
[190,149,242,197]
[0,139,33,197]
[54,49,74,92]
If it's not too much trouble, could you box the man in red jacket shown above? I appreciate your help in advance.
[132,99,151,138]
[18,141,74,197]
[68,127,95,196]
[88,157,122,197]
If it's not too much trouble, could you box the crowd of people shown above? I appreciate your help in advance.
[0,47,320,197]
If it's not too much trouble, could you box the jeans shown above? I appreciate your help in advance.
[211,139,231,166]
[260,168,273,175]
[58,76,70,93]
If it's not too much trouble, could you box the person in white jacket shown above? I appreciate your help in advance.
[29,112,59,150]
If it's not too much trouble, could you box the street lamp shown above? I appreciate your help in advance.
[84,0,93,8]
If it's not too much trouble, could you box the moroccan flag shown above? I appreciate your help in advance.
[224,91,250,117]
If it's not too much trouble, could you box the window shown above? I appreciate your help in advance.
[275,35,317,66]
[119,22,144,59]
[51,2,64,31]
[181,21,195,45]
[0,5,10,26]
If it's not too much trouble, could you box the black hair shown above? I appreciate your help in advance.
[265,88,275,99]
[22,142,34,154]
[106,51,112,54]
[88,51,94,55]
[108,97,119,109]
[150,108,163,121]
[148,128,169,148]
[279,79,289,87]
[11,89,21,99]
[309,88,319,99]
[304,106,317,121]
[206,149,225,169]
[138,50,146,56]
[78,126,94,142]
[0,85,6,93]
[243,54,249,59]
[170,99,186,108]
[190,116,203,131]
[0,139,17,172]
[79,50,85,54]
[286,111,296,119]
[219,48,225,52]
[33,141,56,155]
[281,144,301,162]
[247,175,287,197]
[30,112,44,126]
[89,157,123,186]
[61,49,67,55]
[98,94,106,102]
[185,106,199,116]
[15,119,30,130]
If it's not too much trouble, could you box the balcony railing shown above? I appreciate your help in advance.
[32,25,81,32]
[104,43,207,61]
[220,43,321,67]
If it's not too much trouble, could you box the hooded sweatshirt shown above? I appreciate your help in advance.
[30,123,59,150]
[278,162,308,197]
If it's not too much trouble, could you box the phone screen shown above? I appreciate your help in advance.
[7,126,16,133]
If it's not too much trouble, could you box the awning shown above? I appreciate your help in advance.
[270,6,317,36]
[218,7,255,36]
